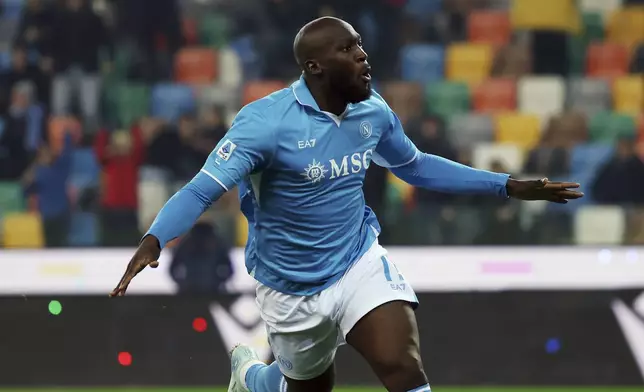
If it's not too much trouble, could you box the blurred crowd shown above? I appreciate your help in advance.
[1,0,644,267]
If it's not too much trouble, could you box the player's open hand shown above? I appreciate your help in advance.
[506,178,584,204]
[109,236,161,297]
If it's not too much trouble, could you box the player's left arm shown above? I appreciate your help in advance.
[373,106,583,202]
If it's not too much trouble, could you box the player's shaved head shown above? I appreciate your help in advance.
[292,16,372,110]
[293,17,354,71]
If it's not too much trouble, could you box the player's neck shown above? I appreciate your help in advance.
[305,78,347,116]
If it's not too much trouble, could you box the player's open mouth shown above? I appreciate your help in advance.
[361,72,371,82]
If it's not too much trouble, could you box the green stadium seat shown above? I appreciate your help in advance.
[568,36,586,75]
[104,83,150,128]
[425,81,470,119]
[198,13,229,48]
[589,112,637,143]
[0,182,25,214]
[582,12,605,42]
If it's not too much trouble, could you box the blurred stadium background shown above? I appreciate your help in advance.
[0,0,644,390]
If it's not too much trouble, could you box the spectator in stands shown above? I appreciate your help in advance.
[23,131,73,247]
[522,117,570,177]
[94,124,145,246]
[0,45,49,115]
[169,213,234,294]
[173,113,209,183]
[48,0,112,133]
[0,81,42,180]
[592,137,644,205]
[15,0,54,57]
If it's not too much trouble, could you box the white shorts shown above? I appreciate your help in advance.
[255,240,419,380]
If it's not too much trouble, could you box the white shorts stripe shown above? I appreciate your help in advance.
[199,169,229,191]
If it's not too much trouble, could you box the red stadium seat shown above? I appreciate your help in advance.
[175,47,218,85]
[242,81,287,105]
[586,42,630,78]
[468,11,511,46]
[473,78,517,113]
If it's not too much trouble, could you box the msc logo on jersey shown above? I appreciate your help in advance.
[301,149,373,184]
[301,159,328,184]
[359,121,372,139]
[217,139,237,162]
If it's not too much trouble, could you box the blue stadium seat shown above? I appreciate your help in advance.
[569,143,614,203]
[405,0,442,16]
[400,44,444,84]
[151,84,196,122]
[0,52,11,71]
[2,0,23,20]
[229,36,262,81]
[70,148,100,190]
[67,212,99,247]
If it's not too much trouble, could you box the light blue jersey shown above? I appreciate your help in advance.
[146,76,510,296]
[203,77,416,295]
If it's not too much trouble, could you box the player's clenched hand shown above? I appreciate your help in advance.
[506,178,584,204]
[110,236,161,297]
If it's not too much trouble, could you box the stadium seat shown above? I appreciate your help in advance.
[70,148,100,190]
[578,0,622,16]
[472,143,524,173]
[104,83,150,128]
[517,76,565,122]
[380,82,424,124]
[174,48,218,84]
[404,0,442,15]
[0,51,10,71]
[574,205,626,245]
[150,84,196,122]
[400,44,444,83]
[612,76,644,115]
[586,42,630,77]
[589,112,637,142]
[494,113,541,150]
[229,36,262,81]
[582,12,605,43]
[198,13,230,48]
[473,78,516,113]
[242,81,287,106]
[48,117,82,155]
[67,212,99,247]
[567,36,587,76]
[447,114,495,150]
[424,81,470,119]
[1,0,23,20]
[445,43,494,85]
[138,179,170,233]
[198,84,239,113]
[567,78,611,117]
[511,0,581,34]
[570,143,614,202]
[236,211,248,247]
[606,7,644,48]
[218,48,243,88]
[0,182,25,214]
[468,11,511,46]
[2,213,44,248]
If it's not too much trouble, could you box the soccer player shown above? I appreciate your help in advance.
[110,17,583,392]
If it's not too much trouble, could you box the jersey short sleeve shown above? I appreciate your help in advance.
[200,106,276,191]
[372,106,419,168]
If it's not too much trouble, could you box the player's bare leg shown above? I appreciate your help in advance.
[283,365,335,392]
[346,301,430,392]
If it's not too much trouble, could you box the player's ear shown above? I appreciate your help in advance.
[305,60,322,75]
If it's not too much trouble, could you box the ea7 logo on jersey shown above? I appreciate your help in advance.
[216,139,237,162]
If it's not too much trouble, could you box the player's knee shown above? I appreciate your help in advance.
[370,349,424,385]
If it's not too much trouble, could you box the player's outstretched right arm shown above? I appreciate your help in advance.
[110,106,276,297]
